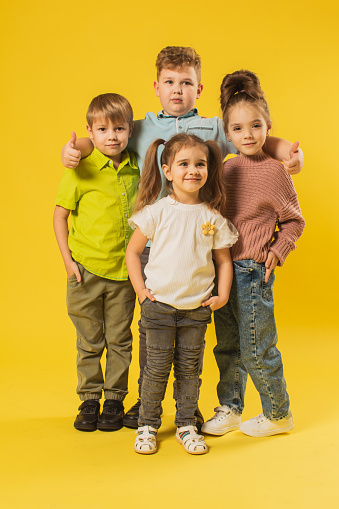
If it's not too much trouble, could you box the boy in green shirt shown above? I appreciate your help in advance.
[54,93,139,432]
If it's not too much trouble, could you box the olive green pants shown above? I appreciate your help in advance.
[66,263,135,402]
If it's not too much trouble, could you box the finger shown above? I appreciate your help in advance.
[265,267,271,283]
[145,289,156,301]
[289,141,299,158]
[70,131,77,149]
[202,297,213,306]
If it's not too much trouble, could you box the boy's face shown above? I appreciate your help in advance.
[154,67,203,117]
[87,117,133,165]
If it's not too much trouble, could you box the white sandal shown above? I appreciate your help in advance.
[134,426,158,454]
[176,426,208,455]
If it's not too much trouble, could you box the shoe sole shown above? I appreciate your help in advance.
[74,423,97,432]
[240,423,294,437]
[97,423,123,432]
[134,446,157,454]
[201,423,240,436]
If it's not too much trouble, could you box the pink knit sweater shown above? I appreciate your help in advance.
[223,154,305,266]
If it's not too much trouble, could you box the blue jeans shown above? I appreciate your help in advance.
[139,299,211,429]
[213,260,290,420]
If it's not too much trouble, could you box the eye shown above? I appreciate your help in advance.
[253,123,262,128]
[165,80,173,85]
[179,162,188,166]
[182,81,193,86]
[232,126,241,132]
[98,127,106,132]
[115,127,125,132]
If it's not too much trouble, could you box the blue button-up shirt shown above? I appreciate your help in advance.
[128,108,237,172]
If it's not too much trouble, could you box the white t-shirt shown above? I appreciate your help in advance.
[129,196,238,309]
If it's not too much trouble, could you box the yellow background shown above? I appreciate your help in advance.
[1,0,338,507]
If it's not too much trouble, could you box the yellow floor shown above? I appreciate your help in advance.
[1,321,338,508]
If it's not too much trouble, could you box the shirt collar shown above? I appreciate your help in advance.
[157,108,198,120]
[91,147,138,172]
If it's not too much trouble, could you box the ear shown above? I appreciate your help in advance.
[154,81,160,97]
[162,164,172,181]
[196,83,203,99]
[129,123,134,138]
[266,121,272,135]
[86,124,94,141]
[225,131,232,142]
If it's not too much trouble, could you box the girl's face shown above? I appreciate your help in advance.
[162,145,208,204]
[226,102,271,157]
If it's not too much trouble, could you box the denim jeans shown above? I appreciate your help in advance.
[139,299,211,428]
[137,247,204,399]
[213,260,290,420]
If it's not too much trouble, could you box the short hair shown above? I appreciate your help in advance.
[86,93,133,128]
[155,46,201,82]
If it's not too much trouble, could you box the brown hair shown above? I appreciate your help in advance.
[134,133,226,215]
[155,46,201,82]
[220,70,271,130]
[86,93,133,128]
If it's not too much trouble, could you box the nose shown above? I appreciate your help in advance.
[173,83,182,95]
[188,164,199,174]
[243,127,253,138]
[107,130,117,140]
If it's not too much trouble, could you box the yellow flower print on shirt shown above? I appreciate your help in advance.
[201,221,215,236]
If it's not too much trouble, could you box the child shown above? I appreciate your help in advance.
[125,133,238,454]
[60,46,304,430]
[53,93,139,432]
[202,70,305,438]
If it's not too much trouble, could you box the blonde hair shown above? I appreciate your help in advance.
[155,46,201,82]
[134,133,226,215]
[220,70,271,130]
[86,93,133,128]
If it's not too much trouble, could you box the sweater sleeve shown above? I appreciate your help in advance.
[270,192,305,266]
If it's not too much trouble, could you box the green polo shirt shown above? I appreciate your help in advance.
[56,147,139,280]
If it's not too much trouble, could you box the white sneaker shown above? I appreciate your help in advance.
[201,405,241,435]
[240,411,294,437]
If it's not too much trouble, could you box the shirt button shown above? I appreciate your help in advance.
[125,214,128,218]
[122,192,125,196]
[126,235,129,239]
[179,125,182,129]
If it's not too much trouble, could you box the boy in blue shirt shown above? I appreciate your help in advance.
[54,93,139,432]
[60,46,303,430]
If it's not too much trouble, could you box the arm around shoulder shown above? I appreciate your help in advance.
[264,137,304,175]
[61,132,94,169]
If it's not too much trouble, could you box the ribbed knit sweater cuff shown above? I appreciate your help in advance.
[270,239,296,266]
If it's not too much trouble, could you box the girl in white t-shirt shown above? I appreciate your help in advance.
[126,133,238,455]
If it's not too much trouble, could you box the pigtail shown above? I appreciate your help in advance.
[133,139,165,212]
[199,141,227,216]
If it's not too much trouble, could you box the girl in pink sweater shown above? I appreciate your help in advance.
[202,70,305,438]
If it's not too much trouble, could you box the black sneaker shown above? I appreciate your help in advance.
[97,399,124,431]
[74,400,100,432]
[123,399,141,429]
